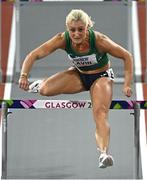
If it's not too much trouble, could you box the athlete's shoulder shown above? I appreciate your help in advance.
[93,31,111,53]
[52,32,66,49]
[94,31,108,42]
[54,32,65,41]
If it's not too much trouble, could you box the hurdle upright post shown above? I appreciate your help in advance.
[133,102,140,179]
[1,101,8,179]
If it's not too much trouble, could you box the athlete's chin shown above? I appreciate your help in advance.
[72,39,83,44]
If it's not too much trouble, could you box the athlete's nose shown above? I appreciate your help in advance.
[74,30,81,38]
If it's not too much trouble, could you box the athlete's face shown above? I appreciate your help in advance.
[67,20,88,45]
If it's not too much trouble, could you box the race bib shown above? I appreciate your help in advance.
[68,54,98,67]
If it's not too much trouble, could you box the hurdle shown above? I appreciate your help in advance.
[0,99,146,179]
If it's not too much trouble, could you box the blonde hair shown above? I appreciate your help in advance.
[66,9,94,28]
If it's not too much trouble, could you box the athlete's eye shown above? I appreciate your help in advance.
[78,28,84,32]
[69,28,84,33]
[69,28,76,32]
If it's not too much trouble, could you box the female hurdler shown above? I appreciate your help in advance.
[19,9,133,168]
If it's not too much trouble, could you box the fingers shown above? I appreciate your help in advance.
[123,86,133,97]
[19,78,29,91]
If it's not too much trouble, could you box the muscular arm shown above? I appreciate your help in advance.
[96,32,133,96]
[20,32,65,76]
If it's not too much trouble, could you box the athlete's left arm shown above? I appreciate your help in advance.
[96,33,133,97]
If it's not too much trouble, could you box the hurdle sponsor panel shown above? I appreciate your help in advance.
[0,100,147,109]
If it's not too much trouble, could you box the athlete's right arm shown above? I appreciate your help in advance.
[19,33,65,90]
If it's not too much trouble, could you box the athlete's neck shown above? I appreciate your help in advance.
[71,36,90,53]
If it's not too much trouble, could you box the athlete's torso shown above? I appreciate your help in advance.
[64,29,110,73]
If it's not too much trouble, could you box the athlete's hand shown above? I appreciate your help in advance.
[123,85,133,97]
[19,76,29,91]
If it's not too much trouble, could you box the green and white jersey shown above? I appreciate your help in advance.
[64,28,109,71]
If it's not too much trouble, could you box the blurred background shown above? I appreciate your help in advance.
[0,0,147,179]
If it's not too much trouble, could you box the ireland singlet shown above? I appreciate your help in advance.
[64,28,109,71]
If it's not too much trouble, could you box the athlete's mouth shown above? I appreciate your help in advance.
[73,38,82,41]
